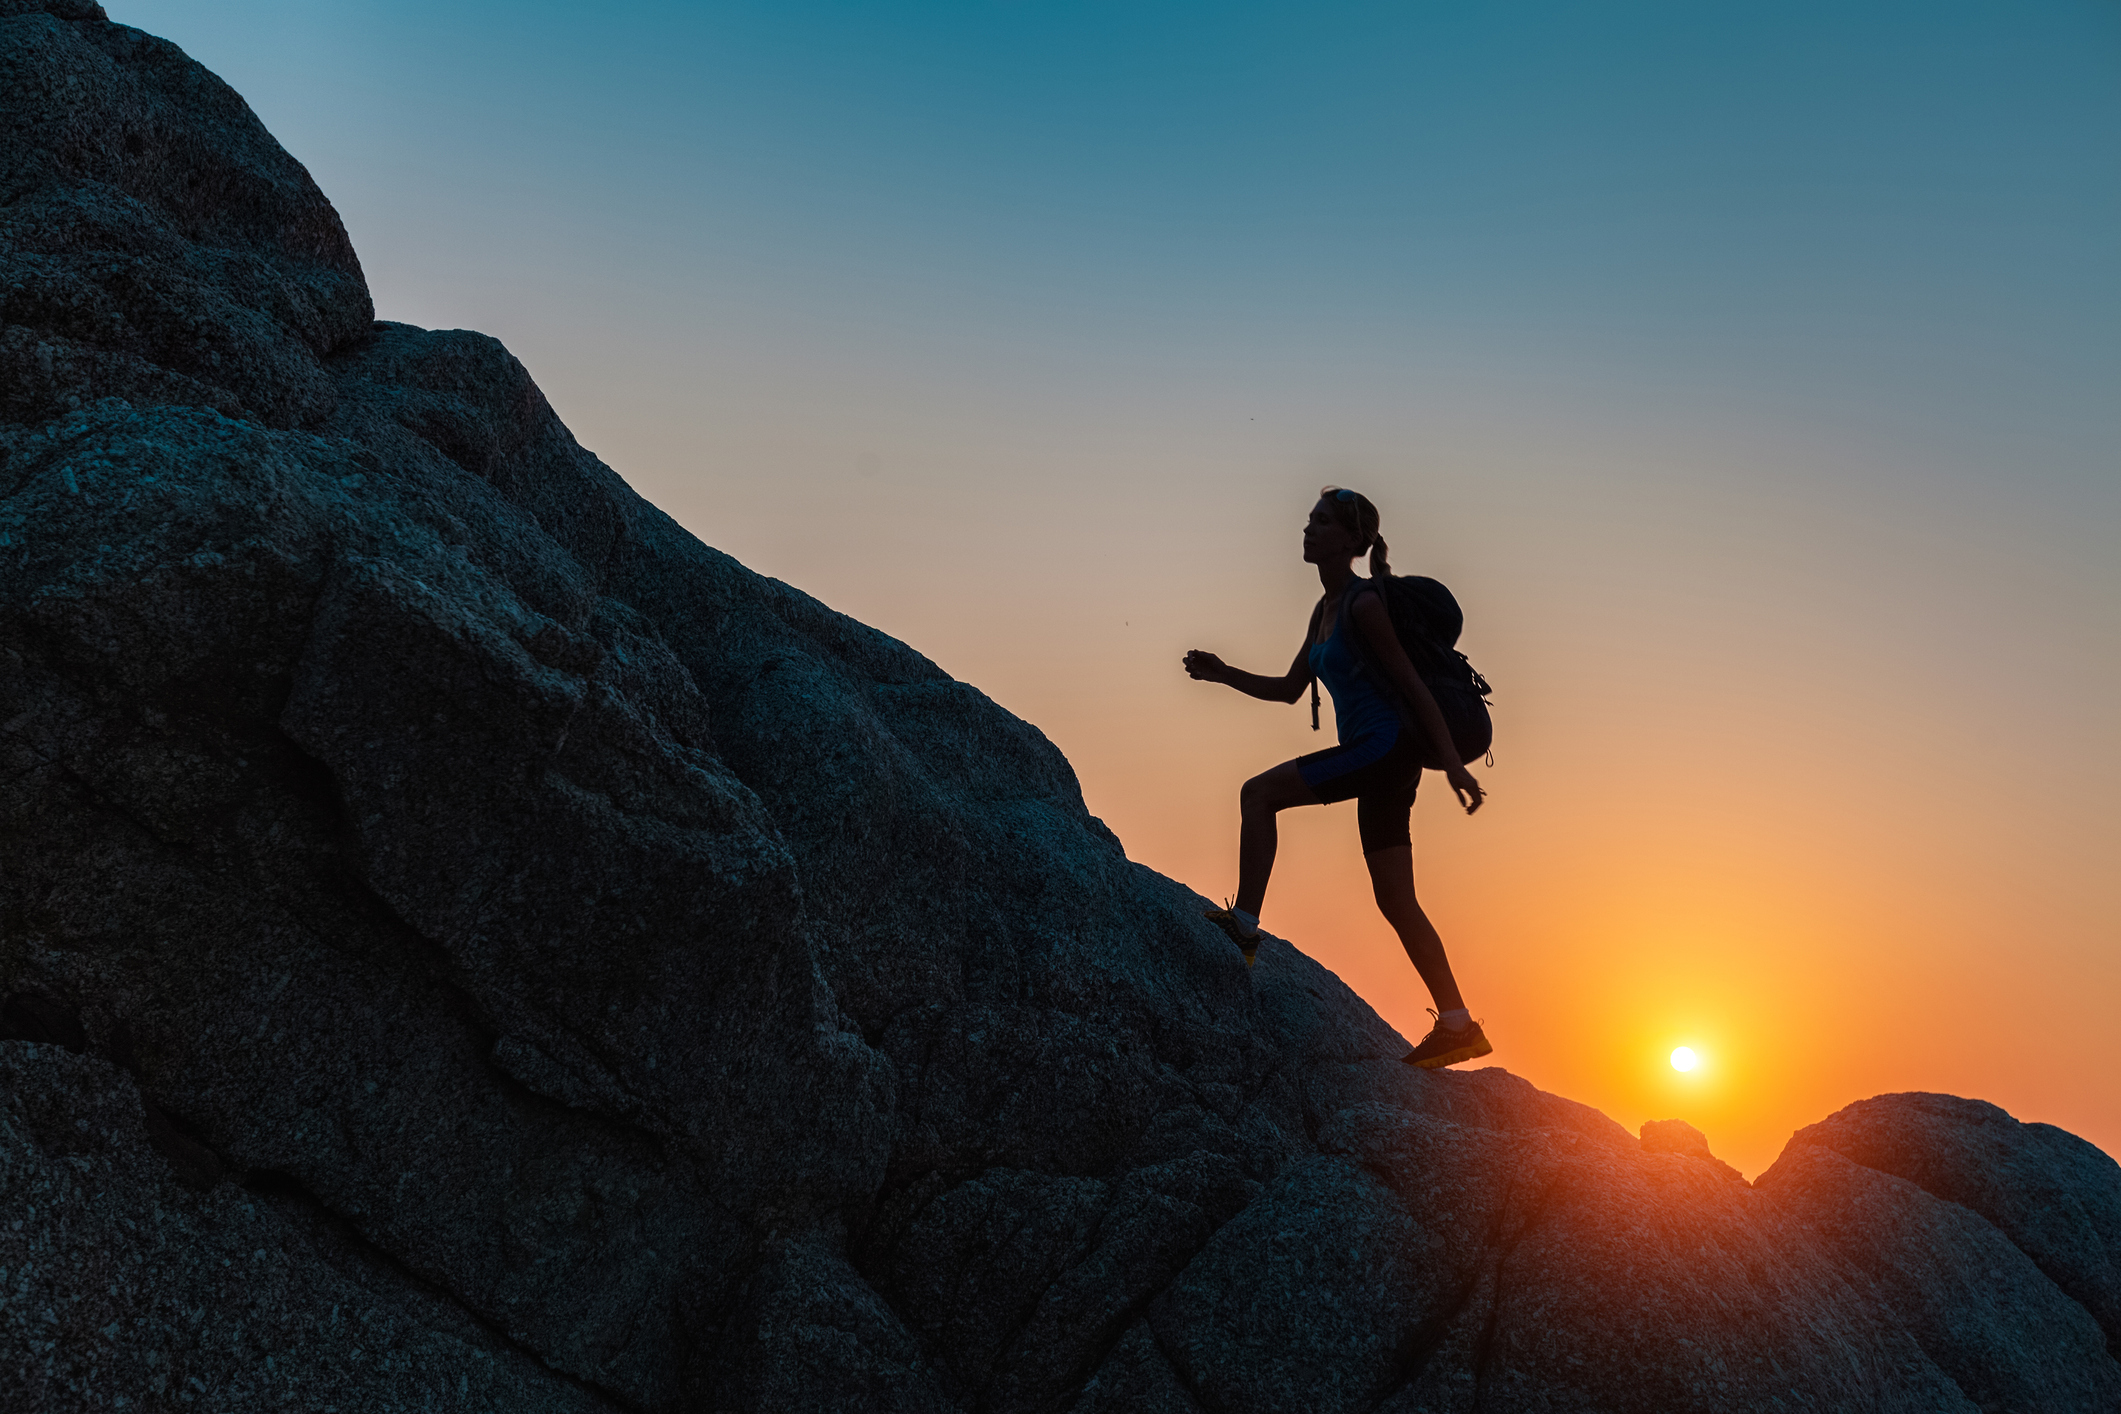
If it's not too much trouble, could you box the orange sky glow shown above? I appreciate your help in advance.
[602,385,2114,1182]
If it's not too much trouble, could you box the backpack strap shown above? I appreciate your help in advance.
[1337,579,1389,671]
[1338,578,1415,720]
[1306,597,1326,731]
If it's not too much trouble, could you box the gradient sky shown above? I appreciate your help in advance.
[122,0,2119,1177]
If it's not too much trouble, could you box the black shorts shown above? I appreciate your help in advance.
[1295,728,1423,854]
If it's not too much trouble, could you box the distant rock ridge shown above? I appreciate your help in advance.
[2,4,2117,1409]
[1639,1117,1746,1185]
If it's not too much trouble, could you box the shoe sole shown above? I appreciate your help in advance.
[1405,1035,1494,1069]
[1202,909,1261,966]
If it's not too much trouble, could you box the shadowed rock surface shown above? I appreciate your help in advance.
[3,5,2118,1410]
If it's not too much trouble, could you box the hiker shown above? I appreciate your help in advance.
[1181,487,1493,1069]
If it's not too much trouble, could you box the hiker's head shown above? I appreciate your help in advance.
[1306,486,1391,580]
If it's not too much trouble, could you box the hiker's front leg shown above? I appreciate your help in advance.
[1235,761,1318,918]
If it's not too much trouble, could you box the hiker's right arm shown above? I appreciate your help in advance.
[1181,639,1310,704]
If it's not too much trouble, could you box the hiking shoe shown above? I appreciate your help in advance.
[1401,1011,1493,1069]
[1202,903,1260,967]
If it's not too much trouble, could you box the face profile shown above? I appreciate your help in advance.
[1301,497,1362,565]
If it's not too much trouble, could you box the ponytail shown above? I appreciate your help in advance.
[1320,484,1389,579]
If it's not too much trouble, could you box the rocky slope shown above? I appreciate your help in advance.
[3,4,2118,1410]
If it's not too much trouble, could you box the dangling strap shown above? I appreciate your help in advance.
[1306,596,1326,731]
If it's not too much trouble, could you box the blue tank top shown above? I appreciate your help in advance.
[1309,587,1402,747]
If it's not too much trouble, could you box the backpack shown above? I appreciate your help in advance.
[1336,575,1494,769]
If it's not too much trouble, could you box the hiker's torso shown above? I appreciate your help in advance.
[1310,585,1402,746]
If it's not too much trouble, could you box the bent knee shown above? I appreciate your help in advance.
[1240,772,1288,812]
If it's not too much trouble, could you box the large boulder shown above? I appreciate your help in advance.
[0,0,370,429]
[0,1041,617,1412]
[1757,1136,2121,1411]
[3,4,2117,1409]
[1769,1092,2121,1356]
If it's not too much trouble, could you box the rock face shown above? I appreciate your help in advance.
[2,5,2117,1410]
[1640,1117,1746,1184]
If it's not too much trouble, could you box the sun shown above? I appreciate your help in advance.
[1670,1046,1699,1072]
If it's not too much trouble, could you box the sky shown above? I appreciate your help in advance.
[120,0,2119,1178]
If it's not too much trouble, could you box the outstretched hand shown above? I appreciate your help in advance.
[1182,649,1227,683]
[1446,764,1486,815]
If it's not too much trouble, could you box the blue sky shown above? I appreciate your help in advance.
[142,0,2117,438]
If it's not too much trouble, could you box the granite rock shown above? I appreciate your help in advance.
[0,0,370,429]
[1779,1091,2121,1356]
[1757,1139,2121,1412]
[0,1041,615,1413]
[1640,1116,1748,1184]
[3,5,2119,1410]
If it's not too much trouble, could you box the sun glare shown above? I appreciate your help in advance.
[1671,1046,1699,1073]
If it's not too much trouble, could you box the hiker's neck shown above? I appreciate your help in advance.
[1317,560,1357,597]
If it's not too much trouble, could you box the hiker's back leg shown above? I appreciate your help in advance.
[1363,841,1466,1015]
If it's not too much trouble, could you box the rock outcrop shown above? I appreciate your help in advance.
[1640,1117,1746,1184]
[3,5,2118,1410]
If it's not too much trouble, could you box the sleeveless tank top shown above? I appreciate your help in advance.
[1308,586,1401,746]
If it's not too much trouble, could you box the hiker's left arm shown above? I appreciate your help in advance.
[1348,592,1485,814]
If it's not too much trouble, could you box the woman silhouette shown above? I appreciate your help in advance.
[1182,488,1492,1068]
